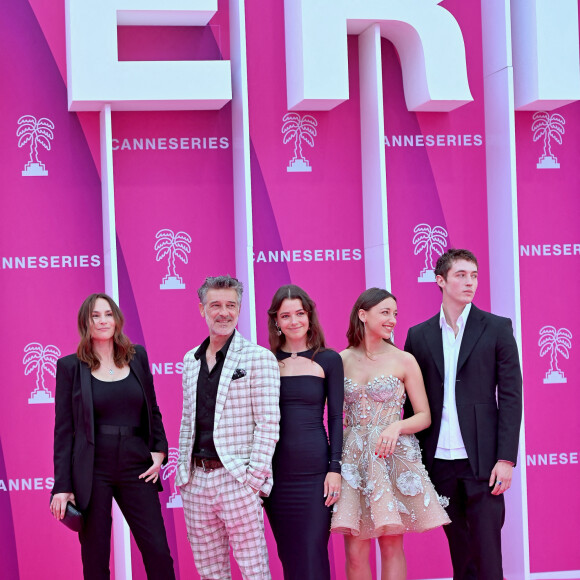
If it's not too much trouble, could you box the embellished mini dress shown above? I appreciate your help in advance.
[330,375,450,538]
[263,349,344,580]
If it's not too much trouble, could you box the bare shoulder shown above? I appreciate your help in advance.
[398,349,418,365]
[340,346,365,376]
[381,347,419,380]
[339,347,356,364]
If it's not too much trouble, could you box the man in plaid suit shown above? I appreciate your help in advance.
[176,275,280,580]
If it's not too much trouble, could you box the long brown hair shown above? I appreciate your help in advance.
[76,293,135,370]
[346,288,397,348]
[267,285,326,356]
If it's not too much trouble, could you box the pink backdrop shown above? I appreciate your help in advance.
[2,0,579,578]
[516,102,580,576]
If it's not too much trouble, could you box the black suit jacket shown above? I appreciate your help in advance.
[52,345,169,512]
[404,305,522,480]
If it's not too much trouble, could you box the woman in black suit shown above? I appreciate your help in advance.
[50,293,175,580]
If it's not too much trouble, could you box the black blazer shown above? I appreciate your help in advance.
[404,305,522,480]
[52,345,169,512]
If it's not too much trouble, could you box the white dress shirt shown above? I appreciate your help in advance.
[435,302,472,460]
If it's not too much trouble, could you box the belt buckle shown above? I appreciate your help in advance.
[200,458,212,472]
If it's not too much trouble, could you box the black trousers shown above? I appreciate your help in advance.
[79,433,175,580]
[430,458,505,580]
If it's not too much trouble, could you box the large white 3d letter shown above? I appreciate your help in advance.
[285,0,472,112]
[511,0,580,110]
[66,0,231,111]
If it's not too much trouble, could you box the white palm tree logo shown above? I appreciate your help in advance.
[282,113,317,172]
[412,224,448,283]
[17,115,55,176]
[532,111,565,169]
[155,229,192,290]
[161,448,183,508]
[23,342,61,404]
[539,326,572,384]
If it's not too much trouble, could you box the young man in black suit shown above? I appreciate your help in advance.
[404,249,522,580]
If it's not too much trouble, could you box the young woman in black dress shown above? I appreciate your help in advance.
[264,284,344,580]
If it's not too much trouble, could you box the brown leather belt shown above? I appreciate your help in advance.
[194,457,224,471]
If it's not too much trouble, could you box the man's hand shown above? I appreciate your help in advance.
[489,461,514,495]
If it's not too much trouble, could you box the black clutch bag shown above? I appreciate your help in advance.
[50,496,84,532]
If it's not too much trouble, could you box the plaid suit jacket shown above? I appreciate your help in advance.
[176,330,280,494]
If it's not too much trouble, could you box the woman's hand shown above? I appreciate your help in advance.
[139,451,165,483]
[324,472,342,507]
[50,492,75,520]
[375,422,402,457]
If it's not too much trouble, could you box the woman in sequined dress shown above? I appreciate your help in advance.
[263,284,344,580]
[331,288,450,580]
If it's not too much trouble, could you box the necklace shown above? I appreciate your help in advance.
[102,359,115,375]
[281,348,304,359]
[365,349,389,360]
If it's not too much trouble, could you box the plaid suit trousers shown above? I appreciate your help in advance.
[181,466,271,580]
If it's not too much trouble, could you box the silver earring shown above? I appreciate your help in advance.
[275,323,282,336]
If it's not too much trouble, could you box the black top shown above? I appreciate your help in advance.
[192,333,235,459]
[91,370,144,427]
[276,349,344,473]
[52,346,169,511]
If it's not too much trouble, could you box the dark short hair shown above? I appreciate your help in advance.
[347,288,396,348]
[198,275,243,305]
[76,293,135,370]
[434,249,478,281]
[267,285,326,356]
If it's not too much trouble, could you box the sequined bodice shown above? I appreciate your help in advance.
[344,375,406,428]
[331,375,451,539]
